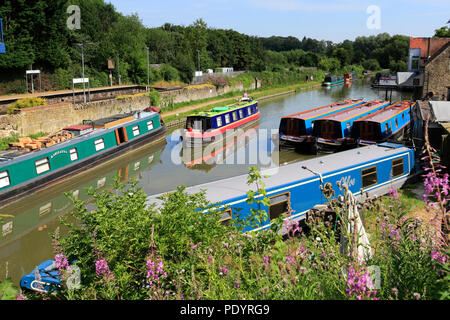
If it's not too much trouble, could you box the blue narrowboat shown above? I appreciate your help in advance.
[22,143,415,292]
[313,100,390,153]
[352,101,414,146]
[322,75,345,87]
[278,99,364,151]
[182,97,259,147]
[147,143,415,233]
[0,110,166,207]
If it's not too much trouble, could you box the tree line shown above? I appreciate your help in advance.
[0,0,447,93]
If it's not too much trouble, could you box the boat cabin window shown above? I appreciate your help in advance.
[216,117,222,127]
[385,123,389,133]
[239,109,244,119]
[395,118,398,129]
[247,107,251,115]
[132,125,140,136]
[0,170,10,188]
[269,192,291,221]
[35,157,50,175]
[232,112,237,121]
[147,120,154,131]
[219,208,233,226]
[94,138,105,151]
[361,166,377,188]
[69,148,78,161]
[392,158,404,177]
[402,113,405,119]
[224,114,230,124]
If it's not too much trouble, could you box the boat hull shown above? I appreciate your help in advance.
[182,112,260,147]
[0,125,166,208]
[316,137,357,153]
[279,135,317,153]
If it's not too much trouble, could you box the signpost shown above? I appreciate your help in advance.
[72,78,91,104]
[107,59,115,87]
[26,70,42,94]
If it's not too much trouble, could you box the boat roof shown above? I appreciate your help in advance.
[189,100,257,118]
[146,143,411,207]
[0,110,159,167]
[354,101,412,123]
[316,100,389,122]
[282,99,363,120]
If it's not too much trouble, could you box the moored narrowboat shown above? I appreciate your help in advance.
[0,110,166,207]
[147,143,415,233]
[322,75,345,87]
[182,97,259,147]
[23,143,415,293]
[313,100,390,153]
[278,99,364,152]
[352,101,414,146]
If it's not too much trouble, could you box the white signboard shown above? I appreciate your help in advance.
[73,78,89,84]
[26,70,41,75]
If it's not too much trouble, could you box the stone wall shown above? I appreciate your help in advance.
[423,44,450,100]
[0,95,150,137]
[0,79,261,138]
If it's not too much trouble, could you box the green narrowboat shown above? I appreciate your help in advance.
[0,110,166,207]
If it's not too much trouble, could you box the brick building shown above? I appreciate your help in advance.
[423,42,450,100]
[409,37,450,100]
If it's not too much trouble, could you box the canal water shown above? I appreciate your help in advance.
[0,81,413,286]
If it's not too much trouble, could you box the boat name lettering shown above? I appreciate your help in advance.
[51,150,68,159]
[338,175,355,188]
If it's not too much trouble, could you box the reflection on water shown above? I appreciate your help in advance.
[0,81,413,286]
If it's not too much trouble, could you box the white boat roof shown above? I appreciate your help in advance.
[146,143,410,207]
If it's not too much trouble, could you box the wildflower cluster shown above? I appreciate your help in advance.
[95,259,115,283]
[345,264,378,300]
[146,259,167,286]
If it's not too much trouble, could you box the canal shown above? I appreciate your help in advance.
[0,81,413,286]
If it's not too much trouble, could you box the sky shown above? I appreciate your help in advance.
[107,0,450,42]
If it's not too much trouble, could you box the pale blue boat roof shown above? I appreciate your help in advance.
[146,143,411,207]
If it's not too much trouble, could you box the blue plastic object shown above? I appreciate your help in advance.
[20,260,61,293]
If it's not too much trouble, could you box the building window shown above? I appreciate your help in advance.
[239,109,244,119]
[132,125,140,136]
[392,158,404,178]
[232,112,237,121]
[35,157,50,175]
[69,148,78,161]
[0,171,10,188]
[361,166,377,188]
[218,209,232,226]
[216,117,222,127]
[224,114,230,124]
[268,192,291,221]
[147,120,154,131]
[94,138,105,151]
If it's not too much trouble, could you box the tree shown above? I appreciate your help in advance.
[434,26,450,37]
